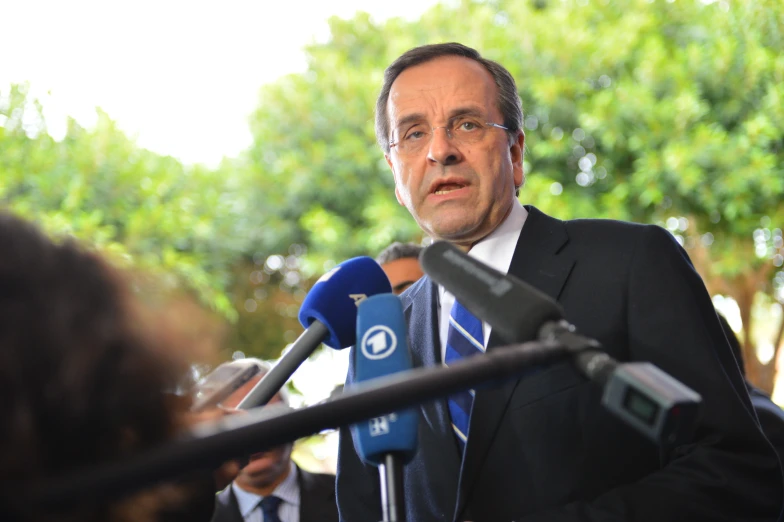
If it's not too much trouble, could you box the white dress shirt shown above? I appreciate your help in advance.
[437,201,527,362]
[232,461,300,522]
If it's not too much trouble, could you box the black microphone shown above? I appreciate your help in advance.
[237,256,391,409]
[419,241,702,446]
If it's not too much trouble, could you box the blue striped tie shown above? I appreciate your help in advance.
[445,299,484,453]
[259,495,282,522]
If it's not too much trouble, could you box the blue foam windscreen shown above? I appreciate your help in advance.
[298,256,392,349]
[350,294,418,466]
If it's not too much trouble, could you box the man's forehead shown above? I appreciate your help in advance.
[383,256,423,277]
[387,56,498,123]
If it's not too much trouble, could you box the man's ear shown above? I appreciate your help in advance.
[511,130,525,188]
[385,153,394,173]
[386,154,405,206]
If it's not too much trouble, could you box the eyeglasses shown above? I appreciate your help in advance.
[389,119,509,155]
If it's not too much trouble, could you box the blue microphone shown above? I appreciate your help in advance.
[351,293,417,522]
[298,256,392,349]
[237,257,391,409]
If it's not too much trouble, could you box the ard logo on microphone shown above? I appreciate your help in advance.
[360,326,397,360]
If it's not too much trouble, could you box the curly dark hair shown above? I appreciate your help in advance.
[0,212,202,521]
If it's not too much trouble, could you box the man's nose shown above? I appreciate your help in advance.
[427,127,462,166]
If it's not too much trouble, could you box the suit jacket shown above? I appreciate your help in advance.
[336,206,784,522]
[211,466,337,522]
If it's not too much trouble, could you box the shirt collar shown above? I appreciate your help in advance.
[232,461,300,517]
[437,200,527,300]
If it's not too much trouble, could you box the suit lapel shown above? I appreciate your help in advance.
[212,485,244,522]
[298,467,335,522]
[510,205,575,302]
[403,278,455,441]
[400,277,465,516]
[453,205,575,520]
[297,466,314,522]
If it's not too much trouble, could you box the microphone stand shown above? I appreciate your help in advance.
[236,321,330,409]
[378,453,405,522]
[30,338,579,507]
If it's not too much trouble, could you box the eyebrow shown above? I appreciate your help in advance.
[393,106,487,132]
[393,113,427,133]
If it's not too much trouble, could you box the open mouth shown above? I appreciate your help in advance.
[432,181,468,195]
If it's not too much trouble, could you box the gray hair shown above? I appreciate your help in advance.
[376,242,424,266]
[375,42,524,155]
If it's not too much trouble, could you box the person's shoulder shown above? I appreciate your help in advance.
[398,274,431,308]
[563,214,650,240]
[213,484,235,508]
[525,205,646,242]
[544,210,676,252]
[298,467,336,493]
[526,207,685,267]
[297,468,339,521]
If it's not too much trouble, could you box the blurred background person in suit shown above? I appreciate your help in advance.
[376,242,424,295]
[211,359,338,522]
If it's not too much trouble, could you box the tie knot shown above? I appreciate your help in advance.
[259,495,282,520]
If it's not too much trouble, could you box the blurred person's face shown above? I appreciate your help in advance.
[223,375,294,489]
[236,391,293,488]
[381,257,424,295]
[384,56,524,250]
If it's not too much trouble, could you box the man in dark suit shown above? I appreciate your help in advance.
[211,362,338,522]
[211,464,337,522]
[335,42,783,522]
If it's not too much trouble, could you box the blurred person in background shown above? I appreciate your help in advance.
[717,312,784,459]
[0,211,227,521]
[211,359,338,522]
[376,241,424,295]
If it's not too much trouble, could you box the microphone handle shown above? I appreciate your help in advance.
[236,321,330,409]
[378,453,405,522]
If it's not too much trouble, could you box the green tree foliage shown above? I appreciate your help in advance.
[243,0,784,389]
[0,83,245,321]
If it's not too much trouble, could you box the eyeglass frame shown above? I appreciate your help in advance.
[388,121,510,153]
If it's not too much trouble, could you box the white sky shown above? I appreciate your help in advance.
[1,0,440,166]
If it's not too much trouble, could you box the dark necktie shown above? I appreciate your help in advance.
[444,299,484,453]
[259,495,282,522]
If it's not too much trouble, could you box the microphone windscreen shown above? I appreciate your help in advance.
[351,294,418,466]
[419,241,564,343]
[298,256,391,349]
